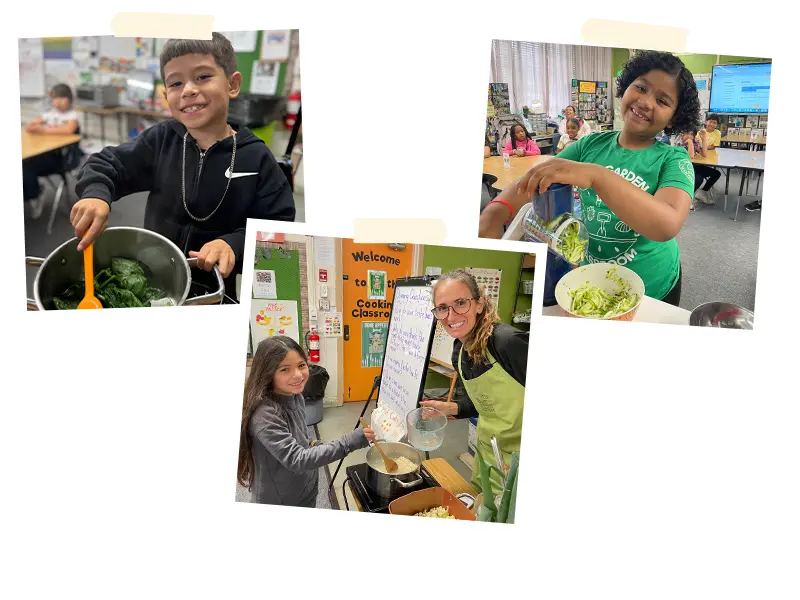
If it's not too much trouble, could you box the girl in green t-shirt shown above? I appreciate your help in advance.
[480,50,701,305]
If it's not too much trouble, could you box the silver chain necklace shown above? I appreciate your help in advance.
[181,127,237,223]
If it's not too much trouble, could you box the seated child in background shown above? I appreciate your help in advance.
[503,124,541,157]
[71,33,295,300]
[556,118,581,154]
[22,84,80,219]
[674,127,707,210]
[693,114,721,205]
[675,126,705,160]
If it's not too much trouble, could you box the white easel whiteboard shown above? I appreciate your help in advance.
[377,282,436,424]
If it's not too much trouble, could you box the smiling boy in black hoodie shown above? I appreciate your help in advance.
[71,33,295,299]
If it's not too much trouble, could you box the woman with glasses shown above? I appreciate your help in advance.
[419,269,528,495]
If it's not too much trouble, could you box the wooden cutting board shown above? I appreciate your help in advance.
[423,458,478,498]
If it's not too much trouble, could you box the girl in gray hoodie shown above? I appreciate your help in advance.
[238,336,376,507]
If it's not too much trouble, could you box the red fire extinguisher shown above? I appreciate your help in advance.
[285,91,301,129]
[306,327,320,363]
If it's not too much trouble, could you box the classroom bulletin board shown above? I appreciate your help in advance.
[18,31,292,99]
[250,242,309,356]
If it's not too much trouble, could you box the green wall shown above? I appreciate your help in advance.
[421,245,524,389]
[611,48,771,77]
[422,246,522,324]
[235,31,288,95]
[612,47,630,78]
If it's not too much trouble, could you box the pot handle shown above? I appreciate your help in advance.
[25,257,45,311]
[390,473,423,489]
[183,258,225,306]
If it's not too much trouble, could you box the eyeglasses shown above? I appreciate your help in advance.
[431,297,476,319]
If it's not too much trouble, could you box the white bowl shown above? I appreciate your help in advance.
[555,263,644,321]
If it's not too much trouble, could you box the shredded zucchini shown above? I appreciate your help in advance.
[569,267,640,318]
[414,506,456,519]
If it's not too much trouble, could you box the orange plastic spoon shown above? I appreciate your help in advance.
[77,241,103,310]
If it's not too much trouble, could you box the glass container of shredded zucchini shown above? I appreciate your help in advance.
[523,210,589,266]
[569,266,640,318]
[414,506,455,519]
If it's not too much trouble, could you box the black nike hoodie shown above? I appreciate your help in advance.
[75,119,295,299]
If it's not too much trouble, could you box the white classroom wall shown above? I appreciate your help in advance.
[276,233,343,407]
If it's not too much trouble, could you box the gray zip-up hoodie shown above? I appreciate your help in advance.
[248,393,368,507]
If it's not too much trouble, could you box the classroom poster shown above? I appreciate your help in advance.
[250,61,279,95]
[467,267,502,305]
[260,30,291,61]
[323,312,343,338]
[19,38,45,98]
[314,237,336,266]
[368,271,387,300]
[579,81,597,94]
[253,270,278,299]
[251,300,300,346]
[43,38,71,60]
[220,31,258,52]
[361,322,388,368]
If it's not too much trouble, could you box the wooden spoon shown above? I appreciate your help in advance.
[77,241,103,310]
[360,417,397,473]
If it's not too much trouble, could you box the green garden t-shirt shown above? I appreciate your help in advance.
[558,131,694,300]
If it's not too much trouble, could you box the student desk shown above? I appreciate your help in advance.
[21,130,81,160]
[482,155,553,192]
[692,148,766,221]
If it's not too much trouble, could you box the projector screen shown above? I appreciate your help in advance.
[709,63,771,114]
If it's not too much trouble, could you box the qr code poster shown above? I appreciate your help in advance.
[253,270,277,299]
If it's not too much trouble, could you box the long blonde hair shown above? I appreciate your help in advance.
[433,269,500,364]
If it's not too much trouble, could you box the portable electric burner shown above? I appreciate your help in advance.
[344,462,440,513]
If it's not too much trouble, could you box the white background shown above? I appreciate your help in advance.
[3,1,799,599]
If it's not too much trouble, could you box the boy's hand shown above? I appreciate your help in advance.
[71,199,110,251]
[515,158,600,199]
[363,427,376,443]
[189,239,235,277]
[25,122,43,134]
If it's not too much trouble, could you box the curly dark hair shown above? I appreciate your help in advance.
[615,50,701,136]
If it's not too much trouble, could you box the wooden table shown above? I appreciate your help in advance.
[543,295,691,326]
[483,155,553,192]
[692,148,766,221]
[347,457,478,512]
[21,130,81,160]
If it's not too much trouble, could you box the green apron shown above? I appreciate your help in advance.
[457,346,525,496]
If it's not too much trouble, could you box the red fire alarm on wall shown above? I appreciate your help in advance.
[319,269,328,282]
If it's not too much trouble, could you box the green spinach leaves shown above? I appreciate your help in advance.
[52,257,169,310]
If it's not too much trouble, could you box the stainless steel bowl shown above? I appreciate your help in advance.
[26,227,224,310]
[689,302,754,329]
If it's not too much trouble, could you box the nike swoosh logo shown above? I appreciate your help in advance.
[225,168,258,179]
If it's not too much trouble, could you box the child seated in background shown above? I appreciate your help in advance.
[674,127,707,210]
[22,84,80,219]
[503,124,541,157]
[556,118,581,154]
[693,114,721,205]
[71,33,295,300]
